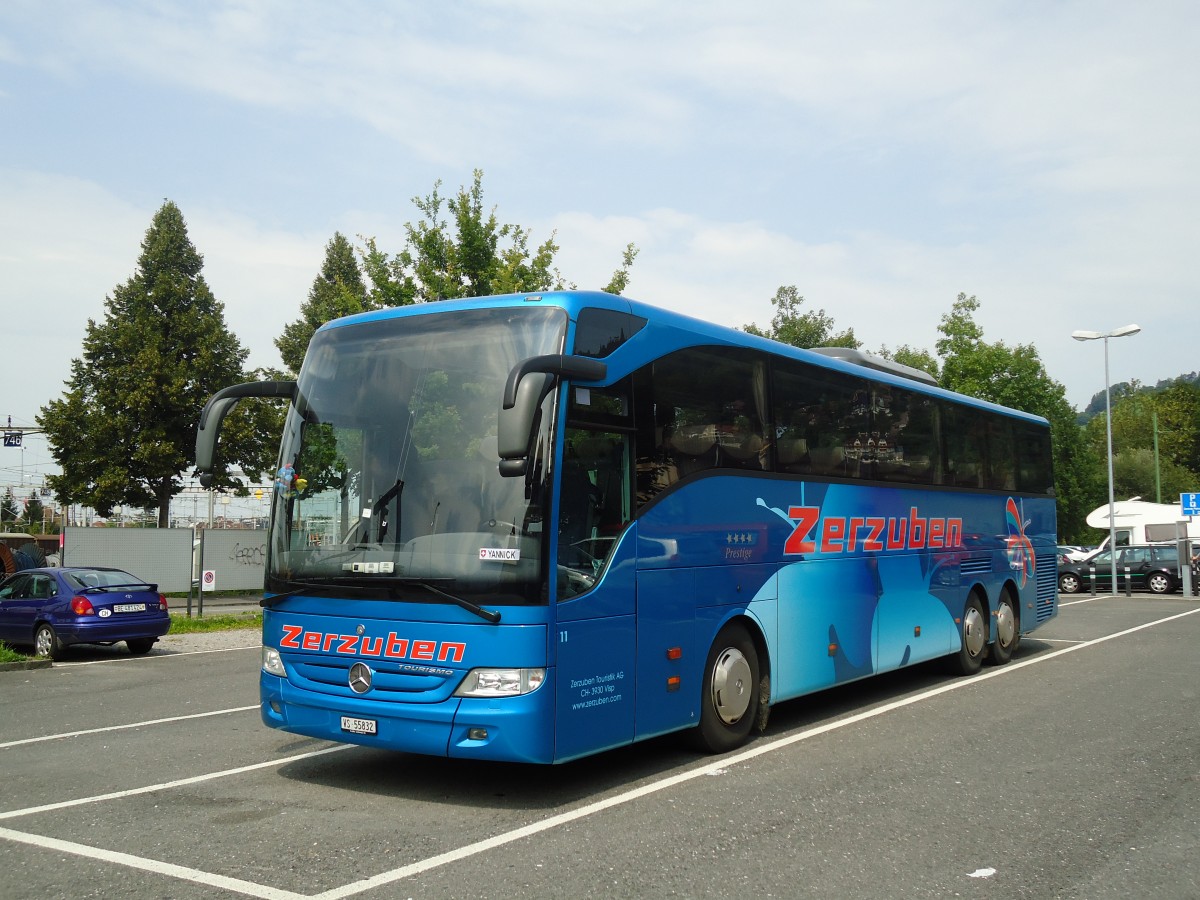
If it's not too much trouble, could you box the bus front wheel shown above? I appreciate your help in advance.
[950,595,987,676]
[692,622,760,754]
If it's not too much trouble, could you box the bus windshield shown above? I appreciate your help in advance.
[266,305,566,605]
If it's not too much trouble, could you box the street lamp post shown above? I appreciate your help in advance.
[1072,324,1141,591]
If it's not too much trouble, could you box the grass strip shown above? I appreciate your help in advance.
[168,611,263,633]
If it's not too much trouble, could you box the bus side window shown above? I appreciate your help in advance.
[874,387,939,484]
[1015,423,1054,494]
[647,347,767,481]
[986,419,1016,490]
[772,360,866,478]
[559,429,632,596]
[943,405,987,488]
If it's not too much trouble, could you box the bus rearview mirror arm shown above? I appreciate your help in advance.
[501,355,607,410]
[195,380,297,487]
[498,356,607,477]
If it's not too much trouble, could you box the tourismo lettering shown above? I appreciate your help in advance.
[278,625,466,663]
[783,506,962,555]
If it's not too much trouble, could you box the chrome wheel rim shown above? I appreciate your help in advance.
[710,647,752,725]
[995,600,1016,649]
[35,628,52,658]
[963,606,986,659]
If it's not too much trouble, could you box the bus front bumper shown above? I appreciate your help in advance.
[260,671,556,764]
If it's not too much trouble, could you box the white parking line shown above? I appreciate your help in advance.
[0,745,351,822]
[2,604,1198,899]
[0,825,308,900]
[0,705,259,749]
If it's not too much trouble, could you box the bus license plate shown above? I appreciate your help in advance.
[113,603,146,613]
[340,716,377,735]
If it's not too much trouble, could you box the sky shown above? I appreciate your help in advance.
[2,0,1199,506]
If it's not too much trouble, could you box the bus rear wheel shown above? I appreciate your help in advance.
[989,591,1019,665]
[950,595,987,676]
[692,622,760,754]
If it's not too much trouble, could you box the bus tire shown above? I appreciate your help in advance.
[950,594,987,676]
[692,622,760,754]
[989,590,1019,665]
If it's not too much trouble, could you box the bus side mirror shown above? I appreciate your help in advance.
[496,355,607,478]
[498,373,552,477]
[196,380,297,487]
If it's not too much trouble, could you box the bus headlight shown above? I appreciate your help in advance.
[262,645,286,677]
[454,667,545,697]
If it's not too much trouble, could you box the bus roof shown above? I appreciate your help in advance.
[315,290,1049,425]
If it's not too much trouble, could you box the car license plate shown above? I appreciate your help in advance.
[340,716,377,735]
[113,603,147,613]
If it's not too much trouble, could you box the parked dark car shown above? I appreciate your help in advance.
[1058,545,1182,595]
[0,566,170,660]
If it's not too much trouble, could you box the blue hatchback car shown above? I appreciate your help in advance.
[0,566,171,660]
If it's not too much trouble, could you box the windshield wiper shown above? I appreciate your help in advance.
[261,577,402,606]
[263,576,501,624]
[399,578,502,624]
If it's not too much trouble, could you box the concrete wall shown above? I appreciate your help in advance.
[61,527,266,594]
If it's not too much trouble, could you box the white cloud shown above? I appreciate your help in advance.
[2,0,1198,428]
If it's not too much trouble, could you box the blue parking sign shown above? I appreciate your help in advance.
[1182,493,1200,516]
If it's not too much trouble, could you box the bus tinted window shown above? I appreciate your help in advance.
[772,361,870,478]
[636,348,768,495]
[942,404,988,488]
[872,384,940,484]
[574,308,647,358]
[986,418,1017,490]
[1015,422,1054,494]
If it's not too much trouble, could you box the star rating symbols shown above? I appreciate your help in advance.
[725,531,756,545]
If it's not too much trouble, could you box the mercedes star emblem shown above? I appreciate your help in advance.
[348,662,373,694]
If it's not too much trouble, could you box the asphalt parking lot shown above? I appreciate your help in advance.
[2,591,1199,899]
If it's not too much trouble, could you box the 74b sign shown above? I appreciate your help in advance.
[2,433,21,448]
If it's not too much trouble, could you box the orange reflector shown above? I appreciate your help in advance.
[667,676,681,692]
[914,626,921,637]
[827,643,837,656]
[666,647,682,660]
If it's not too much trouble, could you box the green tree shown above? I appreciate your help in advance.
[1094,382,1200,476]
[275,232,370,374]
[22,493,44,533]
[1111,448,1197,503]
[935,293,1100,542]
[38,201,271,527]
[743,285,860,349]
[1,487,18,525]
[1083,381,1200,504]
[359,169,637,308]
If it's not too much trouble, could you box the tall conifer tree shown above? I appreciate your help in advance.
[39,201,267,526]
[275,232,370,374]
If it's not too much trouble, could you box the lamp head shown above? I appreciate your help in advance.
[1071,324,1141,341]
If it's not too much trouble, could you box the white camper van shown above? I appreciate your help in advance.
[1087,499,1200,549]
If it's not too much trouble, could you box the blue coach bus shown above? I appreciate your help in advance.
[196,290,1057,763]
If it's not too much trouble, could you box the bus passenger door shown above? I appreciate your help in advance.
[553,427,638,762]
